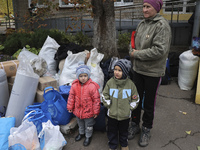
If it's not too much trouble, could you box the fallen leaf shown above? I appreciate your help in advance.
[179,110,187,115]
[185,130,191,135]
[182,112,187,115]
[197,146,200,150]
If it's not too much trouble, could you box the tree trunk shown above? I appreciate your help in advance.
[91,0,119,60]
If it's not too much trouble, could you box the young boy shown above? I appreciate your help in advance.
[67,61,100,146]
[102,59,140,150]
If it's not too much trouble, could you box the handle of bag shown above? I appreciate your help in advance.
[44,86,55,94]
[22,110,45,122]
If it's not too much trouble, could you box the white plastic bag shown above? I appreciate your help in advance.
[18,47,47,77]
[38,120,67,150]
[8,120,40,150]
[59,50,88,86]
[39,36,60,76]
[87,48,104,93]
[178,50,199,90]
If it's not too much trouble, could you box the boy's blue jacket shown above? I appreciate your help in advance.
[102,77,140,121]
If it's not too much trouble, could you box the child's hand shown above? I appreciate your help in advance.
[94,115,97,118]
[68,110,72,113]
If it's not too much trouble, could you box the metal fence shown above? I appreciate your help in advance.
[0,0,196,34]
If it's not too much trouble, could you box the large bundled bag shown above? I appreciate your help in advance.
[41,86,71,125]
[0,117,15,150]
[93,104,106,132]
[8,120,40,150]
[178,50,199,90]
[18,47,47,77]
[0,69,9,112]
[5,54,39,127]
[38,120,67,150]
[39,36,60,76]
[86,48,104,93]
[59,50,88,86]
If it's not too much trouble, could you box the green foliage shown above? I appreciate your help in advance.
[0,45,4,51]
[117,32,131,52]
[73,31,90,47]
[0,0,13,18]
[3,32,31,55]
[3,29,92,56]
[12,45,41,59]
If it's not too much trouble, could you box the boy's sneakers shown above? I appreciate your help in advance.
[128,122,140,140]
[138,126,151,147]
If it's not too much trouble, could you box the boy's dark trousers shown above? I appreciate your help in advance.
[107,116,130,149]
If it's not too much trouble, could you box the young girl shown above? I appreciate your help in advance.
[67,61,100,146]
[102,59,140,150]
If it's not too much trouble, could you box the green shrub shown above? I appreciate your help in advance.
[74,31,90,47]
[12,45,41,59]
[3,29,91,55]
[117,32,131,52]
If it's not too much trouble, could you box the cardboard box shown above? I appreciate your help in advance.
[35,88,58,103]
[0,60,19,77]
[38,76,57,91]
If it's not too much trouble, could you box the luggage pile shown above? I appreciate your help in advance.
[0,35,108,150]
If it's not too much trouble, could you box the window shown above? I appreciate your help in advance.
[163,0,195,14]
[59,0,85,7]
[114,0,133,6]
[28,0,47,8]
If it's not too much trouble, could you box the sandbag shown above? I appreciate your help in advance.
[39,36,60,76]
[5,54,39,127]
[59,50,88,86]
[18,47,47,77]
[0,69,9,111]
[178,50,199,90]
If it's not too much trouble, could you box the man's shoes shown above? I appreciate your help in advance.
[83,137,92,146]
[121,146,129,150]
[128,122,140,140]
[138,126,151,147]
[75,134,85,141]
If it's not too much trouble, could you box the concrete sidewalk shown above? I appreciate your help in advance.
[63,77,200,150]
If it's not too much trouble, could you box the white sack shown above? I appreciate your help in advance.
[38,120,67,150]
[5,54,39,127]
[59,50,87,86]
[9,120,40,150]
[0,69,9,108]
[18,47,47,77]
[39,36,60,76]
[86,48,104,93]
[178,50,199,90]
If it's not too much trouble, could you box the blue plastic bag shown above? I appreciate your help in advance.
[0,117,15,150]
[23,110,49,135]
[41,86,71,125]
[59,84,71,100]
